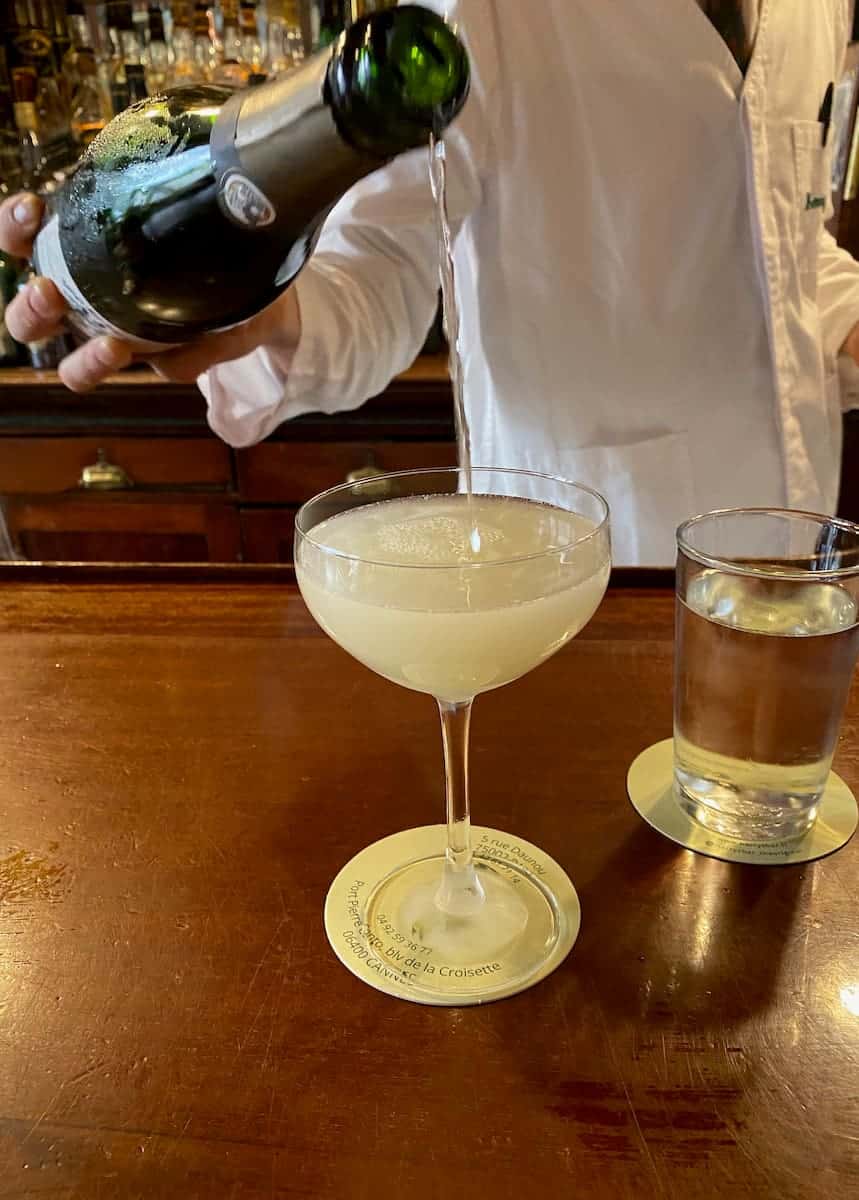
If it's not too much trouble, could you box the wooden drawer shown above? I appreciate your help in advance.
[240,508,297,565]
[236,440,455,503]
[0,437,232,494]
[3,494,241,563]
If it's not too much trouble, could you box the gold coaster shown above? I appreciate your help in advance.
[324,825,581,1006]
[627,739,858,865]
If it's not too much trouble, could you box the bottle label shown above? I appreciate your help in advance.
[219,171,276,229]
[33,216,179,353]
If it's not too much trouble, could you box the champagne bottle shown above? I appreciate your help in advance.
[32,5,469,351]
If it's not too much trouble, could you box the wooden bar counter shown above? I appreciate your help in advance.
[0,576,856,1198]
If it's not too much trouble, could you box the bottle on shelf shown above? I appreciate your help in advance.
[132,0,151,52]
[126,62,148,102]
[62,0,108,147]
[61,0,91,93]
[266,0,304,76]
[35,71,69,144]
[4,1,72,160]
[107,2,142,114]
[192,1,218,81]
[0,249,24,368]
[239,0,264,76]
[212,0,251,87]
[145,4,170,95]
[10,66,47,190]
[49,0,72,71]
[168,1,200,85]
[32,5,469,349]
[0,97,23,193]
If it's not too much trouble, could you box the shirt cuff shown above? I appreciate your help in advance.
[197,267,344,447]
[280,264,345,408]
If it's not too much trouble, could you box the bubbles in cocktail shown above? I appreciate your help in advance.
[297,492,609,702]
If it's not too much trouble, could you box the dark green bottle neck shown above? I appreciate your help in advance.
[225,4,469,162]
[210,5,468,235]
[326,5,470,157]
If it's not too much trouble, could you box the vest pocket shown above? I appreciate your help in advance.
[792,121,828,290]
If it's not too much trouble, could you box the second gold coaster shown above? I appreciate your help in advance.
[627,739,858,866]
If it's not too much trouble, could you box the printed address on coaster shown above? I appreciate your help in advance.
[474,832,549,879]
[338,877,504,988]
[690,828,816,863]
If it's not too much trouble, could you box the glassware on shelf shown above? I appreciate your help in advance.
[11,67,48,189]
[107,1,146,113]
[191,0,219,81]
[0,248,25,368]
[212,0,252,86]
[265,0,304,75]
[239,0,265,76]
[61,0,108,146]
[168,1,200,85]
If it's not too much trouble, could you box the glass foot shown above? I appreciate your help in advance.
[325,825,580,1006]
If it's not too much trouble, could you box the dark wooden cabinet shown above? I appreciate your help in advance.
[5,355,858,563]
[0,436,232,493]
[239,508,296,564]
[4,494,242,563]
[0,360,455,565]
[236,439,455,501]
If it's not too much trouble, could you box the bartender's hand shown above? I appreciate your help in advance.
[843,321,859,368]
[0,192,300,393]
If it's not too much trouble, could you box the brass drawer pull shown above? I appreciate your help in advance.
[79,449,133,491]
[345,461,390,498]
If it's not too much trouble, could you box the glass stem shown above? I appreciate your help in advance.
[435,699,486,916]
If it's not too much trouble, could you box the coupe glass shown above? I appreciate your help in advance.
[295,467,610,1004]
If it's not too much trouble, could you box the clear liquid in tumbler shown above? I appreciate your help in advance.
[674,570,859,841]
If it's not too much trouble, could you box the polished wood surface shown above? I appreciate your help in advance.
[0,581,856,1198]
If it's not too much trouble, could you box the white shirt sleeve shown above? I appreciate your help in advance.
[817,228,859,361]
[200,0,495,448]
